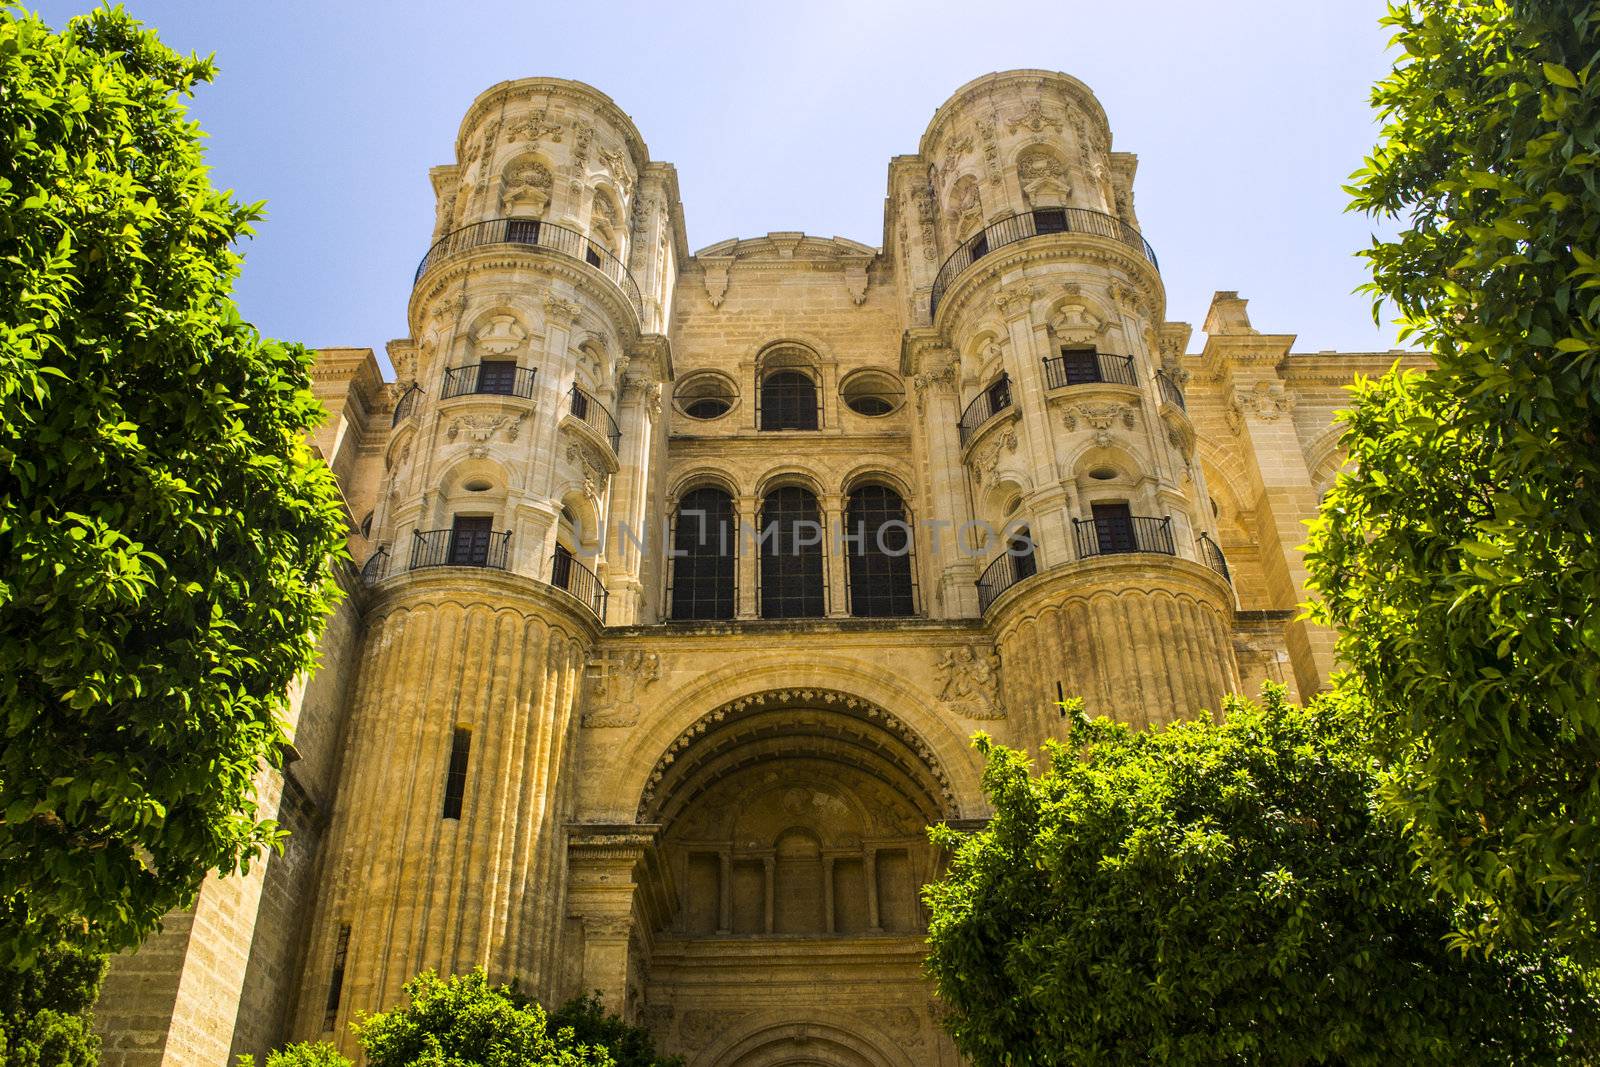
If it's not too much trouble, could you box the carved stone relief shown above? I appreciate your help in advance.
[1062,403,1136,447]
[581,649,661,728]
[935,645,1005,719]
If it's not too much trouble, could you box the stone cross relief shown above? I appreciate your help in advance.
[581,650,662,728]
[934,645,1006,720]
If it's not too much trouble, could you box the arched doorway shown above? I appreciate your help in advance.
[632,689,958,1065]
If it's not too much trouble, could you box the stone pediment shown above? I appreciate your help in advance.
[693,232,877,264]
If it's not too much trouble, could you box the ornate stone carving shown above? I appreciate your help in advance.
[976,118,1002,185]
[843,263,868,306]
[935,645,1005,719]
[565,440,613,500]
[571,121,593,168]
[474,314,526,355]
[993,282,1038,318]
[703,261,730,307]
[971,429,1018,487]
[1007,98,1064,133]
[1230,380,1296,427]
[1063,403,1136,446]
[940,133,972,177]
[506,110,562,144]
[445,412,526,445]
[502,158,553,214]
[1018,145,1070,208]
[598,146,633,197]
[543,296,583,327]
[951,175,982,235]
[581,649,661,728]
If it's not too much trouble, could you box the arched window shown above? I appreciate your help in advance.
[845,484,915,617]
[760,372,819,431]
[759,486,825,618]
[670,487,736,620]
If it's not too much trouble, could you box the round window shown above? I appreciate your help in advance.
[841,371,904,418]
[675,373,737,421]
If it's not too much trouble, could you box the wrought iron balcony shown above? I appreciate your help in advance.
[551,549,608,622]
[1197,532,1231,582]
[568,384,621,454]
[1043,351,1137,390]
[958,373,1013,447]
[392,384,423,427]
[441,362,537,400]
[976,545,1039,614]
[1073,514,1176,559]
[1156,370,1187,411]
[930,208,1159,315]
[409,528,512,571]
[414,217,644,321]
[360,546,390,583]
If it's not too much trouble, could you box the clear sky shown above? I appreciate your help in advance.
[35,1,1403,369]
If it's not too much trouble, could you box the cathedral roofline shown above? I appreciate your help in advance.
[918,69,1112,159]
[452,76,652,170]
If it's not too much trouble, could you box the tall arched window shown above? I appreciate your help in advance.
[759,486,825,618]
[670,487,736,620]
[845,484,915,617]
[760,372,819,431]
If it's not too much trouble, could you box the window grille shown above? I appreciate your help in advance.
[670,488,737,620]
[845,485,916,617]
[760,372,820,431]
[759,487,826,618]
[322,924,350,1031]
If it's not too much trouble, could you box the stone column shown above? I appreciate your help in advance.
[822,491,850,618]
[736,494,760,620]
[905,331,979,617]
[565,825,656,1015]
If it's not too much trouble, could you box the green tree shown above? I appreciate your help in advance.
[1307,0,1600,961]
[923,689,1600,1067]
[0,909,105,1067]
[0,3,348,970]
[546,992,682,1067]
[235,1041,354,1067]
[353,971,615,1067]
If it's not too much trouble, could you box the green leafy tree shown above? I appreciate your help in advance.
[235,1041,354,1067]
[546,992,682,1067]
[923,689,1600,1067]
[1307,0,1600,960]
[0,909,105,1067]
[0,5,347,968]
[353,971,615,1067]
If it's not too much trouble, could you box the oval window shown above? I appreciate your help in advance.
[675,373,737,421]
[841,371,904,418]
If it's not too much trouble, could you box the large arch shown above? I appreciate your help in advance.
[698,1014,918,1067]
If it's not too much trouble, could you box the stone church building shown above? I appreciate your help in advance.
[93,70,1417,1066]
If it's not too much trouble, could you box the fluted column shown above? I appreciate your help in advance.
[905,332,978,617]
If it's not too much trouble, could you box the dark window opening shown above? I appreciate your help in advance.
[323,923,350,1032]
[585,245,602,268]
[985,375,1012,413]
[552,542,574,591]
[506,218,540,243]
[1060,347,1103,385]
[847,395,893,416]
[476,359,518,395]
[1034,208,1068,234]
[449,515,494,567]
[1091,501,1136,554]
[759,486,825,618]
[685,396,731,419]
[846,485,916,617]
[969,231,989,259]
[760,372,819,431]
[441,727,471,820]
[671,488,737,620]
[359,512,373,539]
[1010,526,1037,583]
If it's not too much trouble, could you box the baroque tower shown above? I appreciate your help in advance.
[93,72,1417,1067]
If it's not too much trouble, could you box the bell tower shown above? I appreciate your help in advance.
[289,78,679,1047]
[894,71,1237,747]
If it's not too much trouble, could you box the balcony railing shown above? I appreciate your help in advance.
[441,362,538,400]
[958,374,1012,447]
[1073,515,1176,559]
[414,218,644,320]
[1197,532,1231,582]
[1156,371,1187,411]
[551,550,608,622]
[409,528,512,571]
[392,384,423,427]
[360,546,390,583]
[931,208,1159,315]
[568,384,621,454]
[976,547,1038,614]
[1042,351,1137,390]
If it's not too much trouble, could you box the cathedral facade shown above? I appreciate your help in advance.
[93,71,1416,1067]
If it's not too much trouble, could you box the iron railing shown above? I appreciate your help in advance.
[1197,532,1231,582]
[360,546,390,583]
[568,384,621,454]
[1156,371,1187,411]
[409,528,512,571]
[931,208,1159,315]
[441,362,538,400]
[392,384,423,426]
[551,551,608,622]
[1042,351,1137,390]
[976,545,1037,614]
[414,218,644,320]
[1073,515,1176,559]
[958,374,1012,447]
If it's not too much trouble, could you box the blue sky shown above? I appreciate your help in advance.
[35,1,1403,368]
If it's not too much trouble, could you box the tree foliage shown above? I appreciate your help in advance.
[0,4,347,968]
[0,908,105,1067]
[545,993,682,1067]
[236,1041,354,1067]
[923,689,1600,1066]
[353,971,617,1067]
[1306,0,1600,960]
